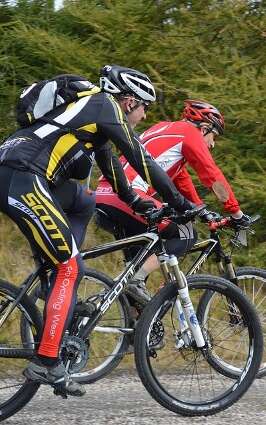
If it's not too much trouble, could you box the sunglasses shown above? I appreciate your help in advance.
[211,128,219,139]
[134,100,151,112]
[129,97,151,112]
[142,102,150,112]
[203,125,219,139]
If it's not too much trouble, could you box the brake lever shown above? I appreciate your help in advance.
[250,214,261,224]
[232,229,248,247]
[230,236,243,248]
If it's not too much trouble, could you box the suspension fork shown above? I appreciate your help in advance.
[159,254,205,348]
[217,255,240,322]
[222,255,239,286]
[212,231,239,286]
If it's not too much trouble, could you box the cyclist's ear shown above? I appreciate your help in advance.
[119,96,135,113]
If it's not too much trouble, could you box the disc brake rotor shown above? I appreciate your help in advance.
[149,319,164,347]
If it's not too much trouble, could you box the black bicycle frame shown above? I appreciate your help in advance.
[185,229,240,285]
[78,231,162,338]
[0,230,163,358]
[185,238,218,276]
[0,264,46,328]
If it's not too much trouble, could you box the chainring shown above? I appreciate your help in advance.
[61,335,89,373]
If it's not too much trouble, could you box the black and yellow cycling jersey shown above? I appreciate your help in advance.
[0,90,190,210]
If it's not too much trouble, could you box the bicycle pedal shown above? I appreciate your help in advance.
[53,383,68,399]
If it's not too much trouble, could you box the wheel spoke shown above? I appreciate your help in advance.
[236,270,266,377]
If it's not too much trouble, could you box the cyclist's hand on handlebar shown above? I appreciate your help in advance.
[198,208,221,223]
[230,212,252,229]
[174,204,207,224]
[130,196,156,214]
[143,203,206,225]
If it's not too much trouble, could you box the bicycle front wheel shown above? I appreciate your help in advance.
[0,279,42,421]
[134,275,263,417]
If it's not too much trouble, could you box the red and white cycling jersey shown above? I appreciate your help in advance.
[97,120,240,214]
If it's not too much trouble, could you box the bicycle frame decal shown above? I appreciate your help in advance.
[186,239,217,275]
[79,232,159,333]
[100,263,136,314]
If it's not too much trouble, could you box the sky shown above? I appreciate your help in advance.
[55,0,63,10]
[5,0,64,10]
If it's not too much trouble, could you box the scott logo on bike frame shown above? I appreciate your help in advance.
[100,265,135,314]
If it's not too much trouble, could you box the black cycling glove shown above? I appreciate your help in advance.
[198,208,221,223]
[230,213,252,229]
[130,196,156,214]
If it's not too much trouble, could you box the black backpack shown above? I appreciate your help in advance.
[16,74,100,128]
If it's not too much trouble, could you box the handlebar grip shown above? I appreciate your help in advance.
[208,214,260,231]
[208,217,231,231]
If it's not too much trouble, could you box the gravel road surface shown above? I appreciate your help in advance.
[3,372,266,425]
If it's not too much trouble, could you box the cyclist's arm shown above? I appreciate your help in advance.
[97,96,193,211]
[182,130,240,213]
[173,166,203,205]
[94,143,137,204]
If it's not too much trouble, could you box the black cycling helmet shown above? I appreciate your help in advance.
[182,99,225,135]
[99,64,156,103]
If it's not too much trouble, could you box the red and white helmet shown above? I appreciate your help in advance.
[182,99,225,135]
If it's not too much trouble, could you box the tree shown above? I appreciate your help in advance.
[0,0,265,248]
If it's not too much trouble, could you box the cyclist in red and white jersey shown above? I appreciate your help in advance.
[96,99,251,307]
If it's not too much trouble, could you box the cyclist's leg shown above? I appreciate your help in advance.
[96,201,146,262]
[161,221,197,256]
[52,180,96,249]
[3,170,85,393]
[97,190,197,272]
[33,181,96,300]
[96,191,197,307]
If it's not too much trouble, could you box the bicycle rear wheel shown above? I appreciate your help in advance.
[200,267,266,378]
[0,279,42,421]
[71,268,132,383]
[26,268,132,384]
[234,267,266,378]
[134,275,263,417]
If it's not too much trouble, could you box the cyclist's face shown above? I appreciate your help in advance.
[202,127,216,149]
[127,103,147,129]
[204,132,215,149]
[120,97,147,129]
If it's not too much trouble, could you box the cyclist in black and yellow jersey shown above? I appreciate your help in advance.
[0,65,194,396]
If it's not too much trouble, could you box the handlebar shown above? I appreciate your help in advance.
[208,217,231,231]
[208,214,261,232]
[144,204,206,226]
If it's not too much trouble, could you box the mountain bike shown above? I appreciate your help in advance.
[26,209,266,384]
[0,205,263,420]
[79,209,266,383]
